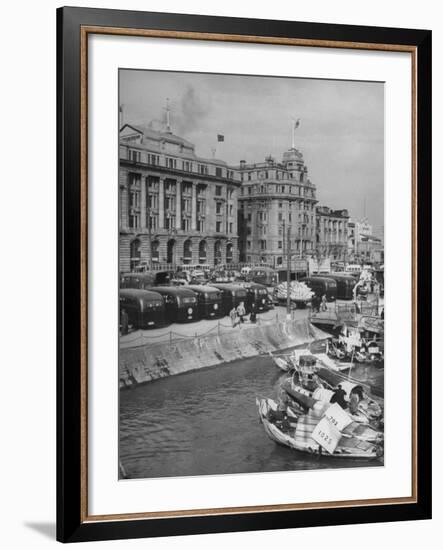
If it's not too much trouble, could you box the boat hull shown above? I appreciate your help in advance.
[256,398,381,459]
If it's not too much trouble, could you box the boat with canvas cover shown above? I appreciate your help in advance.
[279,368,383,426]
[256,397,383,459]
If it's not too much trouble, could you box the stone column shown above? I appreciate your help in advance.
[120,186,128,231]
[140,176,146,229]
[119,168,129,231]
[158,178,165,229]
[191,182,197,231]
[176,179,182,230]
[206,184,213,233]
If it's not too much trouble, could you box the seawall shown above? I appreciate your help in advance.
[119,318,329,388]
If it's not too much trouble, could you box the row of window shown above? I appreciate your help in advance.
[240,169,306,182]
[244,212,312,224]
[129,176,236,207]
[241,202,315,214]
[319,220,347,229]
[127,149,235,179]
[240,184,315,197]
[245,226,314,237]
[126,209,234,234]
[245,240,314,252]
[129,238,235,268]
[130,190,237,220]
[131,174,236,201]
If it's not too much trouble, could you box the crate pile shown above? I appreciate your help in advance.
[275,281,314,303]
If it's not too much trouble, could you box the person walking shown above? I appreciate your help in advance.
[249,301,257,323]
[237,301,246,323]
[320,294,328,312]
[229,306,238,327]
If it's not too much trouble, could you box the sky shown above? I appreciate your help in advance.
[120,69,384,229]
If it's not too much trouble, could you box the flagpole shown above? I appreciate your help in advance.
[291,118,300,149]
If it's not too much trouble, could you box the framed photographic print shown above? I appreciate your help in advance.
[57,6,432,543]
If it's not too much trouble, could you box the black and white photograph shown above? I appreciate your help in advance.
[0,0,436,546]
[118,69,385,480]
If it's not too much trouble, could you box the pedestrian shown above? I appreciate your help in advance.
[120,308,129,335]
[237,301,246,323]
[229,306,238,327]
[250,302,257,323]
[320,294,327,312]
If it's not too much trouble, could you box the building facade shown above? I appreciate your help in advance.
[348,218,384,264]
[358,234,384,264]
[315,206,349,261]
[119,124,241,272]
[236,147,317,267]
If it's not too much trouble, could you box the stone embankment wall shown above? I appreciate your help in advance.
[119,318,328,389]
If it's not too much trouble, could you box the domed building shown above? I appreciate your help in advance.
[236,146,317,268]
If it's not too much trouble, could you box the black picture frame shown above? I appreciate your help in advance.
[57,6,432,543]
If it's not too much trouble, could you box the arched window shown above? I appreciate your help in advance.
[130,239,141,271]
[151,240,160,263]
[214,240,222,265]
[183,239,192,264]
[199,240,207,262]
[167,239,176,265]
[226,243,233,264]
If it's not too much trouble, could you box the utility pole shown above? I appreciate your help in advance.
[146,179,153,270]
[286,223,291,318]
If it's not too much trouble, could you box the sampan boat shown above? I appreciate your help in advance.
[256,397,383,459]
[268,351,293,372]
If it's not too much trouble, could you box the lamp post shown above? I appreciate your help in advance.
[283,220,292,319]
[146,201,153,271]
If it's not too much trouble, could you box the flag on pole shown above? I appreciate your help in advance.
[295,118,300,129]
[217,134,225,142]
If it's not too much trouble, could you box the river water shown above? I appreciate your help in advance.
[119,355,384,480]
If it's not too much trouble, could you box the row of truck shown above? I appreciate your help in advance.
[120,274,272,330]
[119,270,376,331]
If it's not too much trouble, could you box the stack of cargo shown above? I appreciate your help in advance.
[275,281,314,305]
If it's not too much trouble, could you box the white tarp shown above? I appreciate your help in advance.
[311,417,342,454]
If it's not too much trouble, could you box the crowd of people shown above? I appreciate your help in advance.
[229,301,257,327]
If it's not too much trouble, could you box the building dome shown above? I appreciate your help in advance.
[282,147,303,164]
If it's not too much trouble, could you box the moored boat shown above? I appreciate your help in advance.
[256,397,383,459]
[268,351,293,371]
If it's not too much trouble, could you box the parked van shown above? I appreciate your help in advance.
[237,282,270,312]
[186,285,223,319]
[208,283,249,316]
[120,271,173,289]
[119,288,165,329]
[300,277,337,302]
[317,274,356,300]
[248,267,279,287]
[147,286,199,323]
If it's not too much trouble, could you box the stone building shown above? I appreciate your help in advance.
[119,124,240,272]
[236,147,317,267]
[348,218,383,264]
[315,206,349,261]
[359,234,384,264]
